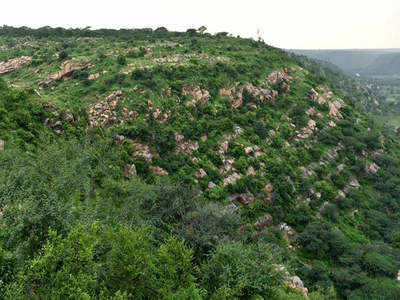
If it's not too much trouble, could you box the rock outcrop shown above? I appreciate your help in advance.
[0,56,31,75]
[39,58,89,87]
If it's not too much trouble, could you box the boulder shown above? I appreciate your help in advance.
[195,168,207,178]
[264,183,274,193]
[365,162,380,174]
[287,276,308,296]
[253,214,273,228]
[208,182,216,189]
[230,193,254,205]
[123,164,137,179]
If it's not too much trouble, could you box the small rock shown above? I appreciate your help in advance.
[254,214,273,228]
[264,183,274,193]
[195,168,207,178]
[0,139,4,150]
[208,182,216,189]
[365,162,380,174]
[124,164,137,179]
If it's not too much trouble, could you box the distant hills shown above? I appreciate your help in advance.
[291,49,400,77]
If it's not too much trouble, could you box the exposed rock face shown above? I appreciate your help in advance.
[244,83,274,102]
[123,164,137,179]
[0,56,31,75]
[88,90,135,127]
[152,107,168,123]
[88,72,99,80]
[175,137,199,154]
[195,168,207,178]
[106,90,123,101]
[253,214,273,228]
[329,101,343,120]
[223,172,242,186]
[149,165,168,176]
[300,166,315,178]
[287,276,308,296]
[297,119,317,139]
[133,142,157,162]
[208,181,216,189]
[219,83,243,108]
[344,179,361,192]
[264,183,274,193]
[267,69,293,85]
[365,162,380,174]
[182,85,211,107]
[230,192,254,205]
[39,58,89,87]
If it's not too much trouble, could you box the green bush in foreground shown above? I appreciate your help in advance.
[7,223,202,298]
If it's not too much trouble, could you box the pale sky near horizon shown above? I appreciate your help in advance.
[2,0,400,49]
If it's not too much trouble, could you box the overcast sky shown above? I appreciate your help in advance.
[2,0,400,49]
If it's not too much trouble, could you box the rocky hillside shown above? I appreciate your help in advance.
[0,26,400,299]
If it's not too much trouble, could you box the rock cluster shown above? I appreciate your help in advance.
[133,142,158,162]
[182,86,210,107]
[0,56,31,75]
[267,68,293,85]
[121,53,228,74]
[88,91,136,127]
[329,101,343,120]
[297,119,317,139]
[219,82,277,109]
[175,133,199,155]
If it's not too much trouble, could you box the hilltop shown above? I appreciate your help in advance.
[0,26,400,299]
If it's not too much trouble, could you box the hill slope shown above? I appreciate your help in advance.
[1,26,400,299]
[363,53,400,76]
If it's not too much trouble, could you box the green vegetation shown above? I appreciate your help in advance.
[0,26,399,299]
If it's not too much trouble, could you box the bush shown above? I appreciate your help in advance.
[8,223,201,298]
[117,54,126,65]
[201,241,285,298]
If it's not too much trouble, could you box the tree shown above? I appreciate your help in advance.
[198,26,207,34]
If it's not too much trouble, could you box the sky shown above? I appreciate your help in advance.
[2,0,400,49]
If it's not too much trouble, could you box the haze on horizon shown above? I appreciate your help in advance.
[2,0,400,50]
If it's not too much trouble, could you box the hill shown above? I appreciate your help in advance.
[362,53,400,76]
[0,26,400,299]
[291,49,400,75]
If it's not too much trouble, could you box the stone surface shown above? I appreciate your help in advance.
[365,162,380,174]
[149,165,168,175]
[39,58,89,87]
[0,56,31,75]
